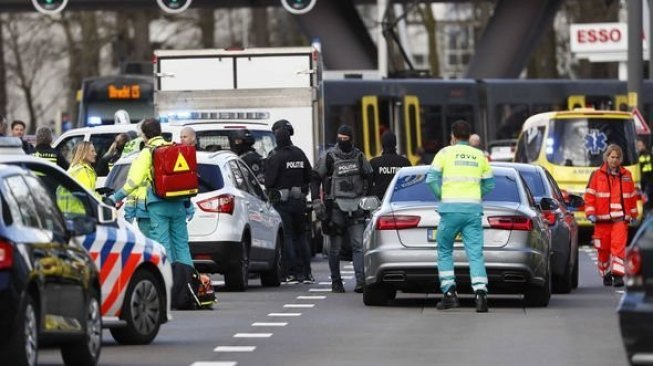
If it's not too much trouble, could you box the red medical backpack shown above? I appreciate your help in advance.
[151,144,199,199]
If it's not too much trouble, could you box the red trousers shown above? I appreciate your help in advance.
[592,221,627,277]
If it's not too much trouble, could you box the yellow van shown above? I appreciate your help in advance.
[514,109,642,228]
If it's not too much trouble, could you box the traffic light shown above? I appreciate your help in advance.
[280,0,317,15]
[32,0,68,14]
[157,0,192,14]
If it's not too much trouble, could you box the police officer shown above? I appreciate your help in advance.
[312,125,373,293]
[370,131,411,200]
[231,128,265,184]
[426,120,494,312]
[637,137,653,212]
[32,126,69,170]
[265,119,314,284]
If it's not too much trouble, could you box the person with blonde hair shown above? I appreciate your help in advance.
[584,144,638,287]
[68,141,99,196]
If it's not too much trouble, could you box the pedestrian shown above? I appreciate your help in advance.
[636,138,653,212]
[231,128,265,184]
[265,120,314,284]
[96,133,130,176]
[120,126,151,234]
[470,133,490,160]
[32,126,69,170]
[110,118,194,268]
[122,121,145,157]
[58,142,99,215]
[370,130,411,200]
[311,124,373,293]
[11,120,34,153]
[584,144,638,288]
[180,126,197,147]
[425,120,495,312]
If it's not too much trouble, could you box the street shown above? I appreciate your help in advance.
[39,246,627,366]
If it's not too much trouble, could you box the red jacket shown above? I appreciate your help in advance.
[584,163,638,222]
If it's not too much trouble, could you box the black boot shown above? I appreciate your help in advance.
[332,280,345,293]
[436,287,459,310]
[603,272,613,286]
[475,290,489,313]
[612,275,624,287]
[354,282,364,293]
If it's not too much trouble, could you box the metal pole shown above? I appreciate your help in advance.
[378,0,388,78]
[628,0,643,110]
[649,0,653,79]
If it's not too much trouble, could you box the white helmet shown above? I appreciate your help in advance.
[114,110,131,125]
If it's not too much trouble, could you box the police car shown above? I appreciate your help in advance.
[0,151,173,345]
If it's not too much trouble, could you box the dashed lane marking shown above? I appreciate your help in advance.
[341,271,355,274]
[284,304,315,308]
[342,276,354,280]
[252,322,287,327]
[318,281,332,285]
[190,362,237,366]
[214,346,256,352]
[234,333,273,338]
[297,295,326,300]
[268,313,302,317]
[309,288,332,292]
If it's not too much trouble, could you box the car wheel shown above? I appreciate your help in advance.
[61,291,102,366]
[110,270,163,345]
[225,234,250,291]
[261,234,282,287]
[552,252,573,294]
[363,284,396,306]
[0,294,39,366]
[571,250,579,289]
[524,264,551,307]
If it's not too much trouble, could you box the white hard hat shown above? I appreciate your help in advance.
[114,110,131,125]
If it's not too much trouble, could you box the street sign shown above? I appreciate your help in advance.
[632,107,651,135]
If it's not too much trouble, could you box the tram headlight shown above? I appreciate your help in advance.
[32,0,68,14]
[157,0,192,14]
[280,0,317,15]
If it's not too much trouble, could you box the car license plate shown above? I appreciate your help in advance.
[427,229,462,242]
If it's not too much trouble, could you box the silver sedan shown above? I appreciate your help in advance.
[363,165,552,307]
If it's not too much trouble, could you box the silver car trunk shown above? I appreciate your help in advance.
[390,202,522,249]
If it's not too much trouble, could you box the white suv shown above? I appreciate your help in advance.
[105,150,284,291]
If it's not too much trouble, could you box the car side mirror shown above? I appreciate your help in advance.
[98,203,117,224]
[359,196,381,211]
[67,216,97,236]
[566,194,584,209]
[539,197,558,211]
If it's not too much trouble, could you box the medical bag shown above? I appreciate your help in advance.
[151,144,199,199]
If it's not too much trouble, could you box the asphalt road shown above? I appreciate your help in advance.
[39,246,628,366]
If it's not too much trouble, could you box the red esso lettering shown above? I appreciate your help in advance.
[577,28,621,43]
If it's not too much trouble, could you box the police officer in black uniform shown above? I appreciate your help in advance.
[370,131,411,200]
[231,128,265,185]
[265,120,314,284]
[637,137,653,212]
[311,125,373,293]
[32,126,69,170]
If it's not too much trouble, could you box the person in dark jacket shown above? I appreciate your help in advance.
[265,120,314,284]
[96,133,129,176]
[11,120,34,153]
[370,131,411,200]
[32,126,69,170]
[231,128,265,184]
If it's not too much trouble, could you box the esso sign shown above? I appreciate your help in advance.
[570,23,628,53]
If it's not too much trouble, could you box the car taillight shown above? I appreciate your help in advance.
[0,239,13,270]
[376,215,421,230]
[197,194,235,214]
[541,210,556,226]
[488,216,533,231]
[626,246,641,277]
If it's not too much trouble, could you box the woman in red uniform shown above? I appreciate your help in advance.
[584,144,638,287]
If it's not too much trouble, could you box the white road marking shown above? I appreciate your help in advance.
[252,322,287,327]
[318,281,332,285]
[616,290,625,294]
[341,271,355,274]
[268,313,302,317]
[214,346,256,352]
[342,276,354,280]
[309,288,332,292]
[211,281,225,287]
[344,265,354,269]
[190,362,237,366]
[234,333,273,338]
[297,295,326,300]
[284,304,315,308]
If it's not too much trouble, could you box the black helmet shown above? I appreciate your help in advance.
[272,119,294,136]
[230,128,255,147]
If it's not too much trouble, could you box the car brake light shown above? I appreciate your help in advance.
[488,216,533,231]
[197,194,235,214]
[0,239,13,270]
[626,246,641,277]
[376,215,420,230]
[541,210,556,226]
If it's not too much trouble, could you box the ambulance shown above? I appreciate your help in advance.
[513,109,643,228]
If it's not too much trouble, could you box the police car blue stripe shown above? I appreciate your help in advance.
[82,232,96,251]
[121,229,137,266]
[100,227,118,267]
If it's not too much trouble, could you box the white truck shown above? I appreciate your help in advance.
[153,47,325,166]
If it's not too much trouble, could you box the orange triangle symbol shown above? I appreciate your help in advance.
[173,153,190,172]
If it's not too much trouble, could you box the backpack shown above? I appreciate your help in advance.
[171,263,216,310]
[150,144,199,199]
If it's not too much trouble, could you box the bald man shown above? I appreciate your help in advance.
[469,134,482,148]
[180,126,197,147]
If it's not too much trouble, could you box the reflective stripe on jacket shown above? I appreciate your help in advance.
[113,136,168,202]
[584,163,638,221]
